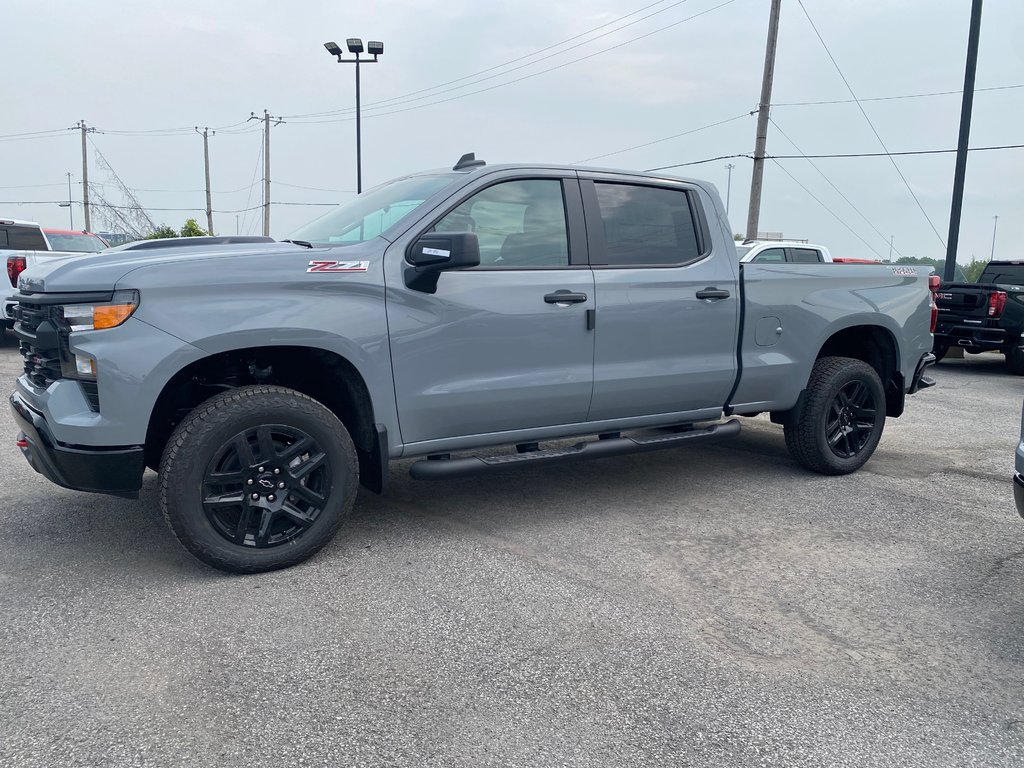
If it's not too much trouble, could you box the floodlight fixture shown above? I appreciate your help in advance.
[324,41,343,56]
[367,40,384,56]
[346,38,364,54]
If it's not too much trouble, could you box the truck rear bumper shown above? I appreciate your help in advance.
[934,323,1006,350]
[11,392,144,497]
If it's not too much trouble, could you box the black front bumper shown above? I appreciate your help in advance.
[10,392,144,497]
[1015,473,1024,520]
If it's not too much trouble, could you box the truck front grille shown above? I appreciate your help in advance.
[15,300,100,412]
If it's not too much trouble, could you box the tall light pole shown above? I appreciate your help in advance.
[725,163,735,217]
[324,38,383,194]
[990,215,998,261]
[888,235,894,263]
[58,172,74,229]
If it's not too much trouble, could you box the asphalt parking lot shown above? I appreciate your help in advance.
[0,337,1021,768]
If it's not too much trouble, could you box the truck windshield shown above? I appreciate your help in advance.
[288,174,459,245]
[45,233,107,252]
[735,245,753,259]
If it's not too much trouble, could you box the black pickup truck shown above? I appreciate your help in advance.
[933,261,1024,374]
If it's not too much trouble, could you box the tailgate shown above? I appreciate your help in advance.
[935,282,992,318]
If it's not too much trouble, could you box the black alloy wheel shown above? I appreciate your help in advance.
[783,356,886,475]
[824,380,877,459]
[160,386,358,573]
[202,425,331,549]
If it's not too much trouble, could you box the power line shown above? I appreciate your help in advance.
[796,0,946,248]
[769,142,1024,159]
[768,117,904,259]
[773,83,1024,107]
[284,0,689,119]
[644,153,751,172]
[768,159,884,259]
[288,0,740,125]
[576,113,749,163]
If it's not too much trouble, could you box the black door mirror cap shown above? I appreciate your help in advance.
[404,232,481,293]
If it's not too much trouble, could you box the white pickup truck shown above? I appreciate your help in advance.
[734,240,833,264]
[1,219,107,334]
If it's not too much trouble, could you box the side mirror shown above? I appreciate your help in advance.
[404,232,480,292]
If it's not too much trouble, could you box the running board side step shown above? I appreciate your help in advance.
[409,419,741,480]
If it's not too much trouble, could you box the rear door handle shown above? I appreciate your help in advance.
[544,290,588,305]
[696,287,730,300]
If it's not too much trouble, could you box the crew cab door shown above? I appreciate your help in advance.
[580,177,739,421]
[385,173,595,446]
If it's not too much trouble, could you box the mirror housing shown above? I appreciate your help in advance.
[404,232,480,292]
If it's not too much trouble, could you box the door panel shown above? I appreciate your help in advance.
[385,175,595,445]
[583,179,739,421]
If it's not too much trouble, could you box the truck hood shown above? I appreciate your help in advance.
[17,241,357,293]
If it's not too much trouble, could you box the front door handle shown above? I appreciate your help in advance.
[696,287,731,300]
[544,290,588,305]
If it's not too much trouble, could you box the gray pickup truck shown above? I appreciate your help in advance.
[10,155,936,572]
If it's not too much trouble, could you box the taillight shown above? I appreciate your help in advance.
[930,294,938,333]
[988,291,1007,318]
[7,255,26,288]
[929,274,941,292]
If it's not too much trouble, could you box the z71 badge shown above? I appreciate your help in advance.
[306,260,369,273]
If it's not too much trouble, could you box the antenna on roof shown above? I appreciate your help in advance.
[453,152,486,171]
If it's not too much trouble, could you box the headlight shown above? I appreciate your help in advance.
[59,290,140,332]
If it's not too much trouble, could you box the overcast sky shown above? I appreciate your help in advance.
[3,0,1021,262]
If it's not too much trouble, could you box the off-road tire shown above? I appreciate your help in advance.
[1006,347,1024,376]
[784,356,886,475]
[159,385,358,573]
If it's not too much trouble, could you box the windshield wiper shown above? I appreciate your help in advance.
[281,239,314,249]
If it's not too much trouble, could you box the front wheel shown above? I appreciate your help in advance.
[159,385,358,573]
[784,357,886,475]
[932,343,950,363]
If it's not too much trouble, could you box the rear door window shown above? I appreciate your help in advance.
[789,248,823,263]
[591,183,702,266]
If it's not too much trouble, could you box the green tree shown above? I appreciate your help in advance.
[733,233,744,241]
[145,219,210,240]
[179,218,209,237]
[963,259,988,283]
[145,225,178,240]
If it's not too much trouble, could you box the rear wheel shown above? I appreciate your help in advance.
[159,385,358,573]
[784,356,886,475]
[1006,347,1024,376]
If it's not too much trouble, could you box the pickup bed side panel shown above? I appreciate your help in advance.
[731,264,933,412]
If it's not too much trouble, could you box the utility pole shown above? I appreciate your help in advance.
[196,127,215,235]
[725,163,735,217]
[888,235,894,263]
[71,120,96,232]
[943,0,984,282]
[990,215,998,261]
[249,110,283,237]
[745,0,782,241]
